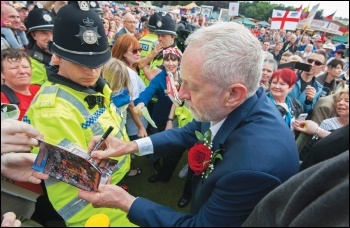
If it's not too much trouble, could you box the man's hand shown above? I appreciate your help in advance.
[152,42,164,56]
[305,85,316,101]
[1,119,42,154]
[88,136,138,160]
[78,184,136,213]
[1,153,49,184]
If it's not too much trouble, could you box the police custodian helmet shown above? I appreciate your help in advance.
[25,7,55,33]
[49,1,111,68]
[89,1,103,16]
[148,12,161,32]
[154,14,177,36]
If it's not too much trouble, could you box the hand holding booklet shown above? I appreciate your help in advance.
[32,140,118,192]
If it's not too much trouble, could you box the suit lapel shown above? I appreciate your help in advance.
[191,122,210,213]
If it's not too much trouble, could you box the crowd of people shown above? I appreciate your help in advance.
[1,1,349,227]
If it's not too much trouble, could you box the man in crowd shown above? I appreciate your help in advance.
[114,12,137,41]
[1,4,28,50]
[261,40,274,60]
[282,34,299,54]
[13,3,29,24]
[78,22,299,227]
[289,50,326,113]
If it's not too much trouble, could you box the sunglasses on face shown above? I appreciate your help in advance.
[131,48,142,54]
[307,58,323,66]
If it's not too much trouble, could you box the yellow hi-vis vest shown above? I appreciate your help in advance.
[24,80,136,227]
[139,33,158,86]
[29,57,48,86]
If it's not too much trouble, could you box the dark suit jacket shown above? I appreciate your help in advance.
[300,124,349,171]
[243,151,349,227]
[114,28,128,42]
[128,87,300,227]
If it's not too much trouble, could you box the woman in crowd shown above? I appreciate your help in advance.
[111,34,148,141]
[111,34,148,177]
[133,47,183,183]
[293,89,349,158]
[1,48,43,195]
[134,47,182,133]
[267,68,303,132]
[1,48,40,121]
[103,18,113,45]
[300,44,314,63]
[260,58,277,90]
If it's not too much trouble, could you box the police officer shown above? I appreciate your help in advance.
[143,14,180,80]
[176,15,194,53]
[25,6,55,85]
[138,12,162,86]
[24,2,134,227]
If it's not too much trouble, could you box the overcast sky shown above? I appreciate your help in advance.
[269,1,349,18]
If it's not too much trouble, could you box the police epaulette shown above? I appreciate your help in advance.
[31,51,44,62]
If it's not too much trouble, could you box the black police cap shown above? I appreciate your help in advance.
[148,12,161,31]
[49,2,111,68]
[154,14,177,36]
[25,8,55,33]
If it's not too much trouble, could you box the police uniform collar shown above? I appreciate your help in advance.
[30,44,52,65]
[47,70,106,94]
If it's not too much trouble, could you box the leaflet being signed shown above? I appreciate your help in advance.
[32,140,118,192]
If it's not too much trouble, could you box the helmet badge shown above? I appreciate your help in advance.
[43,14,52,22]
[157,20,162,28]
[78,1,90,11]
[90,1,97,8]
[75,17,101,45]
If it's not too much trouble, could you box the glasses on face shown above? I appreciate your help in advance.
[130,48,142,54]
[124,21,137,24]
[307,58,323,66]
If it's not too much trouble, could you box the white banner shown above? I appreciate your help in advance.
[229,2,239,16]
[326,22,340,35]
[304,3,320,26]
[309,20,329,31]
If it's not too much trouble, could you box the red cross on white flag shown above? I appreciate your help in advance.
[271,10,301,31]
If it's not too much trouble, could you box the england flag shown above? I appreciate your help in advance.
[271,10,301,31]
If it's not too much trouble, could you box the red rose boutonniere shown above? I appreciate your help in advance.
[188,130,223,179]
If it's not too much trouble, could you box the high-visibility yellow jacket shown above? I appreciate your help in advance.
[29,57,48,86]
[24,72,136,227]
[139,33,158,86]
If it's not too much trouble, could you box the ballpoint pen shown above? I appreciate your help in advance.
[88,126,114,162]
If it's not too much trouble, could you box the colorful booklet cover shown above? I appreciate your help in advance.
[32,140,118,192]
